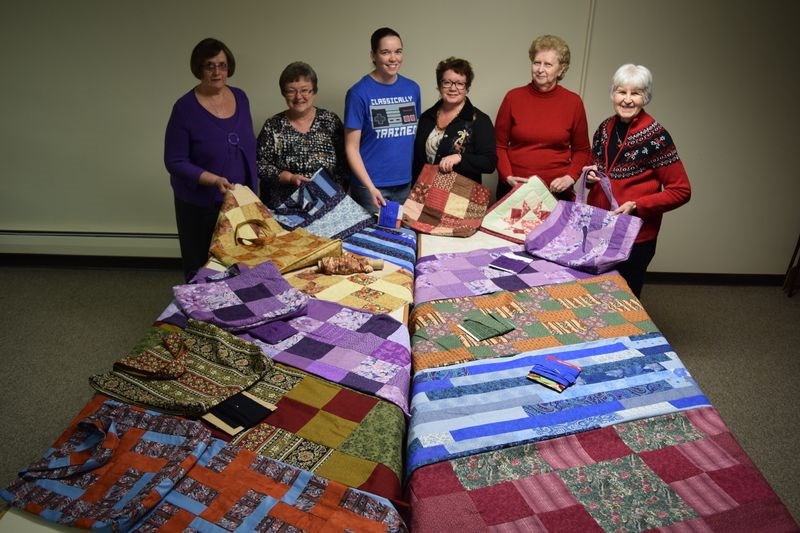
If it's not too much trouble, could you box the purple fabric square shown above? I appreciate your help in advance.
[235,284,273,303]
[286,337,334,359]
[248,321,298,344]
[493,276,532,292]
[358,314,401,338]
[341,372,383,394]
[214,304,255,321]
[372,341,411,366]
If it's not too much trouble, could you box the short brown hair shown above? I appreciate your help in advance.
[528,34,570,80]
[435,57,475,90]
[279,62,319,94]
[190,38,235,80]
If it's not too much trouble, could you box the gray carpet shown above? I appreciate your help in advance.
[0,266,798,524]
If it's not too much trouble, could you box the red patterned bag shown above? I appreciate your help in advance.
[402,164,491,237]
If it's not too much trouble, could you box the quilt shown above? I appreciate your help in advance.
[343,225,417,273]
[0,396,212,532]
[406,333,710,477]
[227,361,406,503]
[410,273,657,372]
[134,438,407,532]
[407,407,798,533]
[415,245,591,305]
[90,320,268,417]
[284,259,413,321]
[270,167,374,240]
[243,299,412,416]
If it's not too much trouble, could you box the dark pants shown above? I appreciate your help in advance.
[174,197,220,281]
[617,239,657,298]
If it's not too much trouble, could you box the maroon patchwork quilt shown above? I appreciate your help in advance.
[407,407,798,532]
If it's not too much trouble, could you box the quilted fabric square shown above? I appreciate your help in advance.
[173,261,308,332]
[480,177,558,243]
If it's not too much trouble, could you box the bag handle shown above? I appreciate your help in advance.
[575,167,619,210]
[233,219,274,248]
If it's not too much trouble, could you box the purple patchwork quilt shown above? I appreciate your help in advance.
[415,245,591,305]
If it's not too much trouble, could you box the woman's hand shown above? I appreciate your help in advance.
[439,154,462,173]
[506,176,530,187]
[215,176,234,193]
[281,172,311,188]
[582,165,600,183]
[549,175,576,194]
[368,185,386,210]
[613,201,637,216]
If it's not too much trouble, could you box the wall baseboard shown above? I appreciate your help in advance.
[1,253,785,286]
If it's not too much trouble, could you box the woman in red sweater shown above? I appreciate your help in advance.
[585,64,691,297]
[494,34,591,200]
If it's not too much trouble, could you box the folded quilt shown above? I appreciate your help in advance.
[229,361,406,503]
[241,299,412,416]
[90,320,268,417]
[414,245,591,305]
[0,396,212,532]
[270,167,374,240]
[343,225,417,273]
[410,273,657,372]
[173,261,309,332]
[284,258,412,320]
[408,407,798,533]
[406,333,710,478]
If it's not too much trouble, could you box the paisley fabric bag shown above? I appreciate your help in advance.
[480,176,558,243]
[524,168,642,274]
[209,185,342,273]
[402,163,491,237]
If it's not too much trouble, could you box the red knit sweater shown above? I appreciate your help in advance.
[495,83,591,187]
[588,111,691,243]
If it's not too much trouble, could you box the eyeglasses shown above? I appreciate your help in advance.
[440,80,466,91]
[284,88,314,98]
[203,62,228,72]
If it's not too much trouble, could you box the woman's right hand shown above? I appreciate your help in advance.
[368,185,386,210]
[582,165,600,183]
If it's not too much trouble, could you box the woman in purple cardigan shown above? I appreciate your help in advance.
[164,38,257,280]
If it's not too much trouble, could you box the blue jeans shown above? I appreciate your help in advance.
[349,181,411,215]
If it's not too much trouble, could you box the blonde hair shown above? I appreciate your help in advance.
[528,34,571,80]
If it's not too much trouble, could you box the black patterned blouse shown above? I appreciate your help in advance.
[256,107,349,208]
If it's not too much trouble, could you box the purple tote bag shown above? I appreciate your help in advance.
[524,168,642,274]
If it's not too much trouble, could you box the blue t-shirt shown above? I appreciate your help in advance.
[344,74,421,187]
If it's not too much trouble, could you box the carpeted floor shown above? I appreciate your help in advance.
[0,265,797,524]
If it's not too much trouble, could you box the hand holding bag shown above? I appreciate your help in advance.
[402,163,491,237]
[524,169,642,274]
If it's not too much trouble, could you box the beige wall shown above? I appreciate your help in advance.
[2,0,798,273]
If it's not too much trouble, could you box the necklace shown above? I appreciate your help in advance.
[614,122,628,149]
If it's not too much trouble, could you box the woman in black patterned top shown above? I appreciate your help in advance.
[257,62,349,208]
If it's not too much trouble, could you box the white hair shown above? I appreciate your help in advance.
[610,64,653,104]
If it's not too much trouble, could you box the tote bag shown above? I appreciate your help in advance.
[402,164,491,237]
[524,169,642,274]
[209,185,342,273]
[480,176,558,243]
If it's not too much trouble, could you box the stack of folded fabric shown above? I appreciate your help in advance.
[457,311,516,342]
[527,355,582,392]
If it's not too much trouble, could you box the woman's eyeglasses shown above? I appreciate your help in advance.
[203,62,228,72]
[440,80,466,90]
[284,88,314,98]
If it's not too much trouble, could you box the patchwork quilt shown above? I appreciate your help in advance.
[243,299,412,416]
[284,259,413,322]
[407,407,798,533]
[415,245,591,305]
[410,273,657,372]
[228,361,406,503]
[343,225,417,273]
[406,333,710,477]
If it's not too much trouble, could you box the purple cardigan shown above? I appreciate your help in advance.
[164,86,258,207]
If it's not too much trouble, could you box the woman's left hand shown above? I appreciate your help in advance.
[439,154,462,173]
[613,201,637,215]
[549,175,576,194]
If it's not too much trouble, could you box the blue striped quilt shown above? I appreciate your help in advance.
[406,332,710,477]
